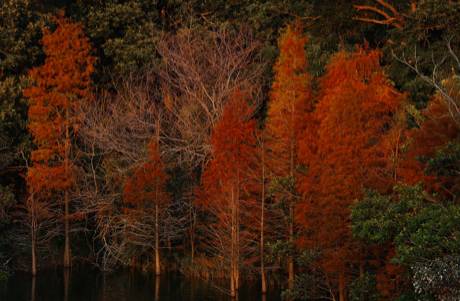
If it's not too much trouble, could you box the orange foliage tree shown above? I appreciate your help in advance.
[24,14,94,269]
[123,132,169,275]
[264,22,312,290]
[298,48,405,300]
[200,90,257,297]
[405,89,460,196]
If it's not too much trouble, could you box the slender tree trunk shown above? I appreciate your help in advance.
[235,176,240,292]
[30,192,37,276]
[230,185,237,298]
[63,106,71,269]
[288,127,295,291]
[260,139,267,294]
[155,275,160,300]
[31,273,36,301]
[339,271,346,301]
[155,202,160,276]
[31,230,37,277]
[31,235,36,276]
[63,268,70,301]
[287,204,294,291]
[154,120,161,276]
[63,189,71,268]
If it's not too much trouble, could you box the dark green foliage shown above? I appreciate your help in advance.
[72,0,163,82]
[352,185,460,299]
[385,1,460,107]
[353,185,460,264]
[0,1,44,274]
[280,250,324,301]
[429,142,460,174]
[348,272,380,301]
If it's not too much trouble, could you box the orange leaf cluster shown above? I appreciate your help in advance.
[25,15,94,195]
[298,47,406,288]
[123,140,169,209]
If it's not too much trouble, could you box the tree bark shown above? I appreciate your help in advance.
[339,271,346,301]
[260,139,267,294]
[287,203,294,291]
[155,202,161,276]
[63,106,71,269]
[30,192,37,276]
[154,121,161,276]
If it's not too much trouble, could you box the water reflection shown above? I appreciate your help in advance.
[31,276,36,301]
[64,269,70,301]
[1,267,281,301]
[154,275,160,301]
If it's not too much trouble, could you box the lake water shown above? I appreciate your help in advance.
[0,267,282,301]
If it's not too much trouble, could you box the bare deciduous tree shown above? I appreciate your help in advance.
[392,39,460,127]
[157,26,263,168]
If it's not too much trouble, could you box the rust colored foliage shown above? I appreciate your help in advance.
[123,140,169,210]
[404,93,460,194]
[298,48,405,293]
[25,15,95,195]
[200,90,257,296]
[264,22,312,289]
[375,247,405,300]
[201,90,256,216]
[265,22,312,177]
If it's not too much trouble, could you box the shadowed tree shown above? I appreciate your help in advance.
[264,22,312,291]
[299,48,405,301]
[24,14,94,269]
[200,90,257,297]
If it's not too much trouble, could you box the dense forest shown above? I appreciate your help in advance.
[1,0,460,300]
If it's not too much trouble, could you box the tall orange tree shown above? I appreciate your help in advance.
[264,22,312,290]
[299,48,405,301]
[123,129,169,275]
[24,14,94,268]
[200,90,256,297]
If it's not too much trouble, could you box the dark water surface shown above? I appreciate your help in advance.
[0,267,282,301]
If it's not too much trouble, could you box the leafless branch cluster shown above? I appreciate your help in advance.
[354,0,407,29]
[157,26,263,168]
[392,38,460,127]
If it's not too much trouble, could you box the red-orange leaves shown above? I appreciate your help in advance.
[123,140,169,208]
[208,91,256,184]
[264,23,312,290]
[299,47,405,294]
[266,23,311,177]
[202,90,256,208]
[25,15,94,195]
[200,90,257,296]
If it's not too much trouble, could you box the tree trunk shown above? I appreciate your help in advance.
[155,275,160,300]
[339,271,346,301]
[31,274,36,301]
[230,185,237,298]
[63,107,71,269]
[31,192,37,276]
[31,229,37,276]
[64,268,70,301]
[63,189,71,268]
[260,139,267,294]
[235,180,240,292]
[288,107,295,291]
[287,204,294,291]
[155,203,161,276]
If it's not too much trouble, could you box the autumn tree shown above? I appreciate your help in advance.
[123,128,169,275]
[299,48,405,301]
[157,26,261,169]
[264,22,311,291]
[24,14,94,269]
[78,73,186,271]
[200,90,257,297]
